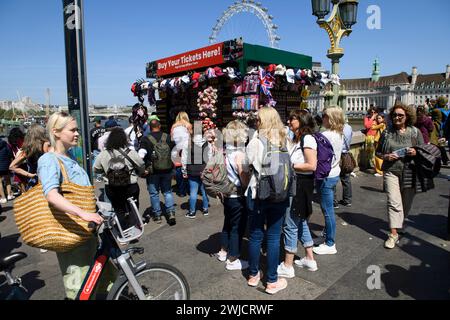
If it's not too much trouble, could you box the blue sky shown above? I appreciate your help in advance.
[1,0,449,106]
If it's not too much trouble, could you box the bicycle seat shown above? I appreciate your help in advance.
[0,252,27,271]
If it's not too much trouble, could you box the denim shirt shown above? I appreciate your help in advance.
[37,151,91,196]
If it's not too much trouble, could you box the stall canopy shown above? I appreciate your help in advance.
[146,39,312,79]
[143,39,314,130]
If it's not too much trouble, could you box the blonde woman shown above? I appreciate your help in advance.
[171,111,192,197]
[246,106,290,295]
[216,120,250,271]
[37,112,115,299]
[313,107,344,255]
[9,124,51,191]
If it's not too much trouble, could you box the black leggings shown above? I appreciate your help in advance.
[105,183,140,215]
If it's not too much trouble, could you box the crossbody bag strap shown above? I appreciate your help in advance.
[118,148,139,171]
[343,133,350,152]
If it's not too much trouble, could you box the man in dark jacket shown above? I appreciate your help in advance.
[0,139,14,203]
[138,120,175,225]
[90,117,105,181]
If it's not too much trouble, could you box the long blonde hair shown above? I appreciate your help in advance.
[257,106,287,148]
[46,112,75,147]
[223,120,248,147]
[175,111,190,123]
[323,107,345,134]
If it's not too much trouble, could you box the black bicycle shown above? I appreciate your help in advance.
[0,232,29,300]
[75,198,190,300]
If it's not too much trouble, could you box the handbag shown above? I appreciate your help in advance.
[13,158,95,253]
[340,134,356,174]
[340,152,356,174]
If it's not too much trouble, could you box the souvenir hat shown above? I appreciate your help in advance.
[214,66,224,76]
[286,69,295,84]
[274,64,287,76]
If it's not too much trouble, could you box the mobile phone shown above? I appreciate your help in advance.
[393,148,407,158]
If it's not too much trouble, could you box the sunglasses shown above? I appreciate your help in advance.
[392,113,405,119]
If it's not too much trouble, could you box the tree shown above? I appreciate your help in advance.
[4,109,14,119]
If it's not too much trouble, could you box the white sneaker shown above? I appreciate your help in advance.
[294,258,318,271]
[313,244,337,255]
[374,173,383,177]
[0,198,6,204]
[384,233,399,249]
[40,249,48,253]
[215,250,227,262]
[225,259,249,271]
[277,262,295,278]
[7,195,15,201]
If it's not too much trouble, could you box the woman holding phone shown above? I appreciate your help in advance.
[376,103,424,249]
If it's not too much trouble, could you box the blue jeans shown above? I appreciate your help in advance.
[283,197,314,253]
[221,197,248,258]
[188,176,209,213]
[247,189,288,283]
[91,150,102,180]
[147,172,175,216]
[175,167,188,196]
[316,176,339,246]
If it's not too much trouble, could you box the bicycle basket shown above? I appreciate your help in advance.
[109,198,144,245]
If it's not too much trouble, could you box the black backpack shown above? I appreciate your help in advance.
[106,149,132,187]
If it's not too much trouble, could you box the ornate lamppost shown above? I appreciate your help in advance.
[311,0,359,111]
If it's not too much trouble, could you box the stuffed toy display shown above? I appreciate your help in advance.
[197,86,218,131]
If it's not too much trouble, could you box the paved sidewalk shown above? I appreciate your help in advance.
[1,169,449,300]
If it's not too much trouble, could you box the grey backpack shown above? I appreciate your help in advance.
[257,136,295,203]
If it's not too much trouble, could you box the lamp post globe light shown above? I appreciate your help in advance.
[311,0,359,111]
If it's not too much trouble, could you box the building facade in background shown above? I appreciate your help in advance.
[308,61,450,114]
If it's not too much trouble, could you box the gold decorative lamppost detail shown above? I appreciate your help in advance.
[311,0,359,111]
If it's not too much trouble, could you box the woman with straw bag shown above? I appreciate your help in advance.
[31,112,114,299]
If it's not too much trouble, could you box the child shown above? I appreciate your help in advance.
[372,113,386,177]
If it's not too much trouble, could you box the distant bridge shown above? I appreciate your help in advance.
[88,112,130,121]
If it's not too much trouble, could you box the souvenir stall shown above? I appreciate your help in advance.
[131,38,340,131]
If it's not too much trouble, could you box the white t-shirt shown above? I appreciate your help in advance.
[322,130,343,178]
[124,126,137,151]
[289,135,317,175]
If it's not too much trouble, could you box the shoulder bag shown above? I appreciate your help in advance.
[13,158,95,252]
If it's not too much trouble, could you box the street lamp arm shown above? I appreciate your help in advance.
[317,3,352,58]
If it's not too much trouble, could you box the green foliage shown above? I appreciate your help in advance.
[4,109,14,119]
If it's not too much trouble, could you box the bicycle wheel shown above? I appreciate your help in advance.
[109,263,190,300]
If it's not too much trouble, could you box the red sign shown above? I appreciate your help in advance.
[156,43,224,77]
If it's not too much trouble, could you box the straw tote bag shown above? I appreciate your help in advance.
[13,158,96,253]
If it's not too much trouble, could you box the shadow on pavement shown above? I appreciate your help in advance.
[407,213,449,241]
[382,233,450,300]
[336,211,388,241]
[0,233,23,256]
[336,211,450,299]
[197,232,222,255]
[360,186,384,193]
